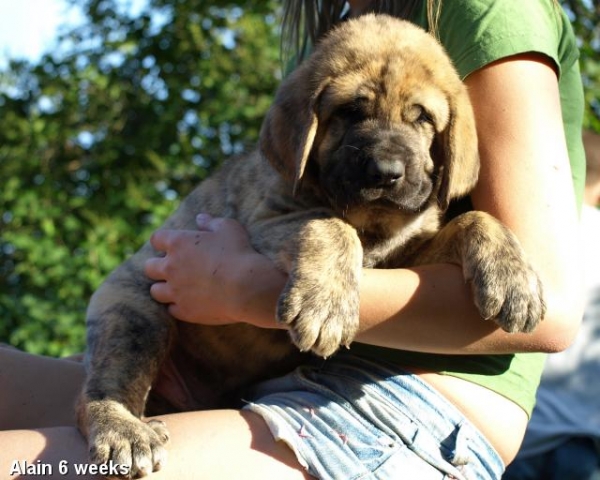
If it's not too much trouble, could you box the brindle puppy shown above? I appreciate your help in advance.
[77,14,545,478]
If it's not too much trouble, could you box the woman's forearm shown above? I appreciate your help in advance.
[243,260,578,356]
[148,224,571,355]
[355,264,577,355]
[147,218,580,355]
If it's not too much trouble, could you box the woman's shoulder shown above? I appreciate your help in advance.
[432,0,578,79]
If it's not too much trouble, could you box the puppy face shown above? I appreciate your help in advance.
[313,62,450,215]
[260,14,479,220]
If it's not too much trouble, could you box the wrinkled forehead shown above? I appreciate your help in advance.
[318,56,451,129]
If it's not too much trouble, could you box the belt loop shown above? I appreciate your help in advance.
[450,422,473,467]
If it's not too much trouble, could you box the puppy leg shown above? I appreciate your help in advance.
[78,252,174,478]
[250,211,363,357]
[414,210,545,333]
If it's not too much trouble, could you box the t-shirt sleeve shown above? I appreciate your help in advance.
[435,0,579,80]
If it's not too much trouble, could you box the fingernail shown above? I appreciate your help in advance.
[196,213,212,225]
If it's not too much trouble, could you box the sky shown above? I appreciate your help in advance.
[0,0,76,66]
[0,0,147,68]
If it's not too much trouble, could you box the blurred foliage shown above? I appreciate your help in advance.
[0,0,281,356]
[0,1,598,356]
[562,0,600,131]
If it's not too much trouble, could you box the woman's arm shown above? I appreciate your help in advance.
[146,54,583,355]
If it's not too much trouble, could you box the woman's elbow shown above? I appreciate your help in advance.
[531,284,585,353]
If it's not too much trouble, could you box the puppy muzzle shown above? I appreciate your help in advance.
[321,129,433,213]
[364,158,405,188]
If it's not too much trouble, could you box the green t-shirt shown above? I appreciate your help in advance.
[354,0,585,417]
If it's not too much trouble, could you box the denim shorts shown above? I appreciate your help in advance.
[243,352,505,480]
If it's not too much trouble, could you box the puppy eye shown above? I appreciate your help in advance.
[334,99,368,122]
[415,106,434,125]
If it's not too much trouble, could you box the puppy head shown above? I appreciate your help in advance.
[260,14,479,214]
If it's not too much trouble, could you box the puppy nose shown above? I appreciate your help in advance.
[366,161,405,187]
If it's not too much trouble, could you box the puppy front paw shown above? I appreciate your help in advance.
[474,263,545,334]
[83,400,169,479]
[277,271,360,358]
[466,230,546,333]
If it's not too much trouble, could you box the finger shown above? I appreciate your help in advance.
[149,281,173,304]
[196,214,248,241]
[149,229,173,251]
[195,213,214,230]
[144,257,166,280]
[196,213,238,231]
[167,303,186,322]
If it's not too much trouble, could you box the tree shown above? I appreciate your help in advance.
[562,0,600,131]
[0,0,281,355]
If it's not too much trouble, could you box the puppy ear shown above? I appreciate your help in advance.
[435,88,480,210]
[259,68,328,195]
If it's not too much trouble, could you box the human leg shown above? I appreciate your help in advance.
[0,347,310,479]
[0,348,85,429]
[147,410,311,480]
[0,410,311,480]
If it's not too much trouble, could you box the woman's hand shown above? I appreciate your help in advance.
[144,214,287,328]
